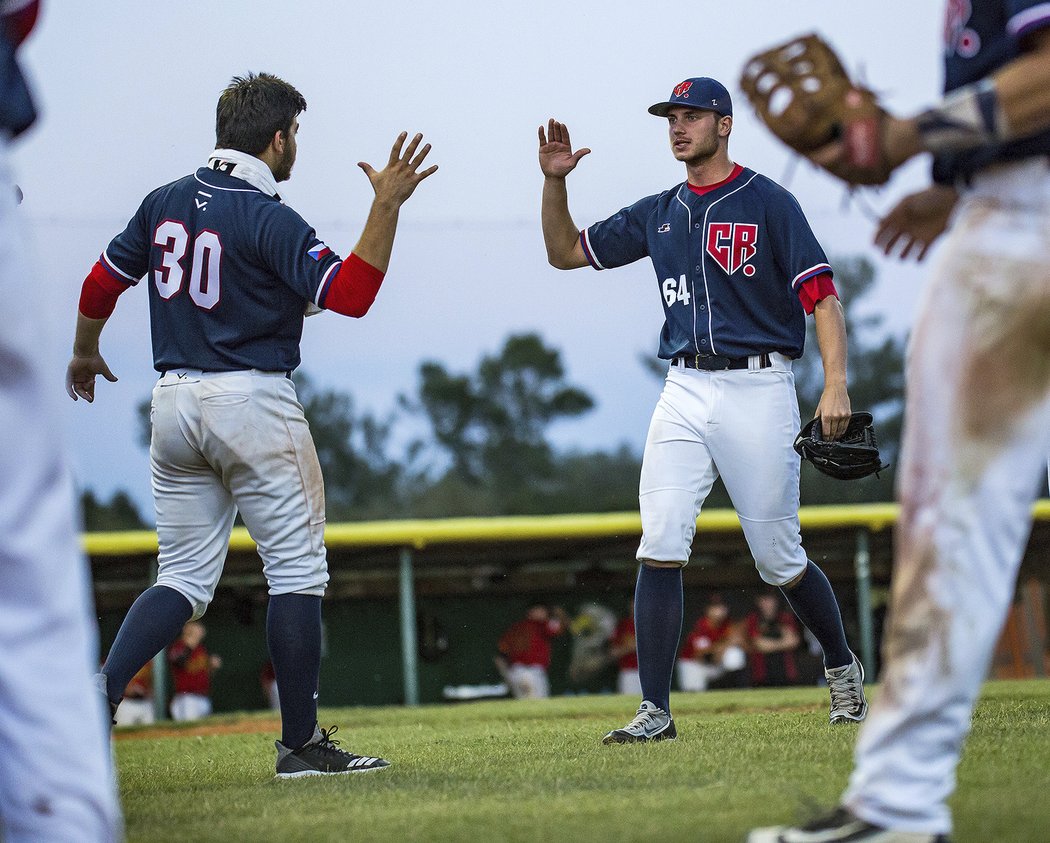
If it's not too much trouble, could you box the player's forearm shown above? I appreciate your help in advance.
[812,296,848,388]
[351,198,401,274]
[541,176,582,269]
[72,312,109,358]
[892,29,1050,163]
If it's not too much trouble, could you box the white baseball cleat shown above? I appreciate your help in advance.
[601,700,677,744]
[826,653,868,724]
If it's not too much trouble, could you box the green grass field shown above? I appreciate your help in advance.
[115,679,1050,842]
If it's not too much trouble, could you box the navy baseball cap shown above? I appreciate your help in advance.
[648,77,732,118]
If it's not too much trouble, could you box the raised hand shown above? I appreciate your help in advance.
[538,119,591,178]
[358,131,438,207]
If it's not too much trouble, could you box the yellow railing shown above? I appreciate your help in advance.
[81,501,927,555]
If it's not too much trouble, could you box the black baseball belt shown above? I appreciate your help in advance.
[672,352,773,371]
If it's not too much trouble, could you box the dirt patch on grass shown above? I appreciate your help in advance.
[115,717,282,741]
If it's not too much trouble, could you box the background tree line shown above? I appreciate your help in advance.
[82,256,905,529]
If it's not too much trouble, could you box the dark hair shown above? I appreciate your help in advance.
[215,72,307,155]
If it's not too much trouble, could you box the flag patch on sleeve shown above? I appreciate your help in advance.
[308,241,332,261]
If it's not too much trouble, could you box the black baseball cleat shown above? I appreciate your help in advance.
[602,700,677,744]
[746,806,952,842]
[275,725,390,778]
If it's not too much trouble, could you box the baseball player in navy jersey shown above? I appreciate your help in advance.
[0,2,122,839]
[538,77,868,745]
[749,3,1050,842]
[66,72,436,777]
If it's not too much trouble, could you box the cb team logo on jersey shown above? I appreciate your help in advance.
[706,222,758,277]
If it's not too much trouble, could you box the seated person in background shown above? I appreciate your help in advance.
[745,590,801,687]
[677,593,747,691]
[114,661,154,727]
[167,620,222,721]
[609,598,641,696]
[495,604,568,699]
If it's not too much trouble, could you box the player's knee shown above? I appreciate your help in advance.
[638,490,699,563]
[754,556,806,588]
[154,577,213,621]
[639,558,687,569]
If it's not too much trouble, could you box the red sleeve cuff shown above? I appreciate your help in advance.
[320,252,385,317]
[78,260,131,319]
[797,272,838,315]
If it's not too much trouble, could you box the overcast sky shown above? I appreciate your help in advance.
[14,1,944,521]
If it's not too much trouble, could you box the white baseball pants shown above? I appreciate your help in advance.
[844,158,1050,836]
[170,693,212,722]
[506,665,551,699]
[149,369,329,620]
[617,668,642,696]
[637,355,809,585]
[0,143,122,841]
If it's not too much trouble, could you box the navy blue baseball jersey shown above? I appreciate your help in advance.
[101,161,343,373]
[581,165,830,360]
[934,0,1050,182]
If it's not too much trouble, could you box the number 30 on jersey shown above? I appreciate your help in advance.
[662,274,691,307]
[153,220,223,310]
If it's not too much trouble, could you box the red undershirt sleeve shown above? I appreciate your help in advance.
[318,252,385,317]
[78,260,132,319]
[797,272,838,315]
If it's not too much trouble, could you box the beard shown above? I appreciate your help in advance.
[272,143,295,182]
[675,132,720,165]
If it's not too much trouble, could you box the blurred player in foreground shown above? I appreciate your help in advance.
[0,1,122,838]
[67,72,436,778]
[538,77,867,746]
[749,3,1050,841]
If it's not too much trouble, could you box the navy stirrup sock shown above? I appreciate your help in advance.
[634,563,683,714]
[779,560,852,669]
[101,585,193,705]
[267,593,323,749]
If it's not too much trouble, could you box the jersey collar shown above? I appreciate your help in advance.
[686,163,745,196]
[206,148,280,197]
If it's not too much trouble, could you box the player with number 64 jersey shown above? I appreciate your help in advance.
[539,76,868,743]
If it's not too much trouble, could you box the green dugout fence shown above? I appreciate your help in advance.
[85,501,1050,716]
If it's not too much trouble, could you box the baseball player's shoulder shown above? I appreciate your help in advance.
[624,186,679,213]
[135,172,198,209]
[739,167,794,200]
[742,168,811,216]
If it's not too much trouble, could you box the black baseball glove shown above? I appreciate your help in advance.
[794,412,887,480]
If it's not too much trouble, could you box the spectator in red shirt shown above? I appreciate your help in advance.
[609,598,641,696]
[745,591,801,687]
[495,604,568,699]
[677,593,747,691]
[167,621,222,721]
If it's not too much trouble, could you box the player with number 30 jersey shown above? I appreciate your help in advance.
[101,158,345,374]
[67,72,436,779]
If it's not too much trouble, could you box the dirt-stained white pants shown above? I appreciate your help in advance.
[0,143,122,842]
[844,158,1050,836]
[150,369,329,620]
